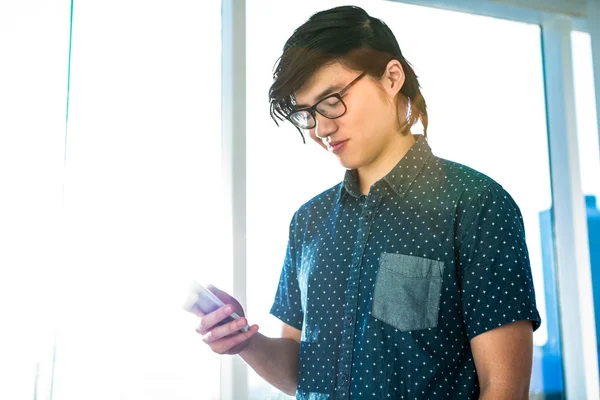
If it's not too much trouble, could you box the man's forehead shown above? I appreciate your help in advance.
[294,64,352,106]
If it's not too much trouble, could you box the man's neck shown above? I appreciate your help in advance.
[358,134,417,195]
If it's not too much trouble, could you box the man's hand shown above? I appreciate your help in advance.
[195,285,259,355]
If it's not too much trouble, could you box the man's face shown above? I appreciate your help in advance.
[294,62,402,171]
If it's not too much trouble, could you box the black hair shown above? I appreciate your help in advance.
[269,5,428,140]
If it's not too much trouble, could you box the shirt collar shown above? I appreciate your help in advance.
[336,134,433,203]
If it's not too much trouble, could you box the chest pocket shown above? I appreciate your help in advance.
[372,253,444,332]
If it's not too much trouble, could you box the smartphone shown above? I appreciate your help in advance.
[183,282,250,333]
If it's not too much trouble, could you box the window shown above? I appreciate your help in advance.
[572,32,600,202]
[572,29,600,386]
[0,1,69,399]
[55,1,223,399]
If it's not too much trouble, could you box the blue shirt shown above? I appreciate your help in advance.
[271,134,541,399]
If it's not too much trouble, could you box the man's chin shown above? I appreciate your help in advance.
[335,156,361,171]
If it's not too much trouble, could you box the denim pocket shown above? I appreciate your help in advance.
[372,253,444,331]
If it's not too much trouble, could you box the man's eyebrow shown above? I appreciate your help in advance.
[295,83,344,109]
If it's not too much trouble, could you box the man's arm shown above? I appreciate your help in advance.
[455,183,541,398]
[239,323,301,396]
[195,286,302,397]
[470,320,534,400]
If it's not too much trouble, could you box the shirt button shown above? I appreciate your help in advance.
[340,373,348,384]
[345,314,353,323]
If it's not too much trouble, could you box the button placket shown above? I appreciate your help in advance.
[336,193,383,397]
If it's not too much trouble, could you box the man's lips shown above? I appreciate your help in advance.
[327,139,349,153]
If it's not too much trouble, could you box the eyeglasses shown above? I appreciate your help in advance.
[287,72,367,135]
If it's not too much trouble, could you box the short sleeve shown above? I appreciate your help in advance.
[457,182,542,340]
[270,213,304,330]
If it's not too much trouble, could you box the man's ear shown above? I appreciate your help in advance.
[383,59,405,98]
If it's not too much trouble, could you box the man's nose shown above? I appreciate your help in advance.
[314,114,337,139]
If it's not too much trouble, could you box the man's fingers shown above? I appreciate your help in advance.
[196,304,235,334]
[212,325,259,354]
[201,317,248,343]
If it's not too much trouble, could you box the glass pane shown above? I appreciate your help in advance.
[572,32,600,201]
[572,30,600,386]
[247,1,561,399]
[0,2,69,399]
[57,1,223,399]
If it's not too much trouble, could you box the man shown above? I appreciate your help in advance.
[196,6,541,399]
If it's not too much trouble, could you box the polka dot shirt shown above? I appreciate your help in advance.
[270,134,541,399]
